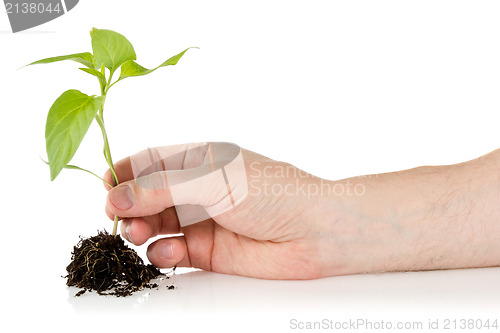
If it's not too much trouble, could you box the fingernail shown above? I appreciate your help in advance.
[125,224,133,243]
[160,243,174,260]
[110,185,134,210]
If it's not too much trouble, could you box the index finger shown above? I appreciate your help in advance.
[103,156,133,190]
[103,142,209,190]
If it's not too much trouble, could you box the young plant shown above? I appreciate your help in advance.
[29,28,196,235]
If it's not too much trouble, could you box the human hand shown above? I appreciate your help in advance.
[105,143,500,279]
[104,142,337,279]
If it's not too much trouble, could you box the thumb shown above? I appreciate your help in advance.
[106,172,174,218]
[106,167,240,221]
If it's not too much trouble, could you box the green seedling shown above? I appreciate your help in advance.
[29,28,197,235]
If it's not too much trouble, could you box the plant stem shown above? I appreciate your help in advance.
[112,215,119,235]
[95,95,120,235]
[95,113,118,182]
[98,123,118,181]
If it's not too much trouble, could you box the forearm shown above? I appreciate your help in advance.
[320,150,500,276]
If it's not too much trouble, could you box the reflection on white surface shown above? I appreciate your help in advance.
[67,266,500,316]
[57,267,500,332]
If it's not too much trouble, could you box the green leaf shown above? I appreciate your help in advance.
[26,52,95,68]
[45,90,104,181]
[90,28,136,73]
[118,47,197,81]
[79,67,107,89]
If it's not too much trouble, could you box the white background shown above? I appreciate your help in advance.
[0,0,499,332]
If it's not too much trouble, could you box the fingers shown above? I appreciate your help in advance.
[103,156,134,190]
[146,220,215,270]
[120,208,181,245]
[103,143,208,190]
[147,236,191,268]
[121,217,154,246]
[105,142,247,228]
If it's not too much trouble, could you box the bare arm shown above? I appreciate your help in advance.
[319,149,500,276]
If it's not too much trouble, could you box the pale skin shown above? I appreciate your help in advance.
[104,146,500,279]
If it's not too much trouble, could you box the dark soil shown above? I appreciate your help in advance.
[66,230,170,297]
